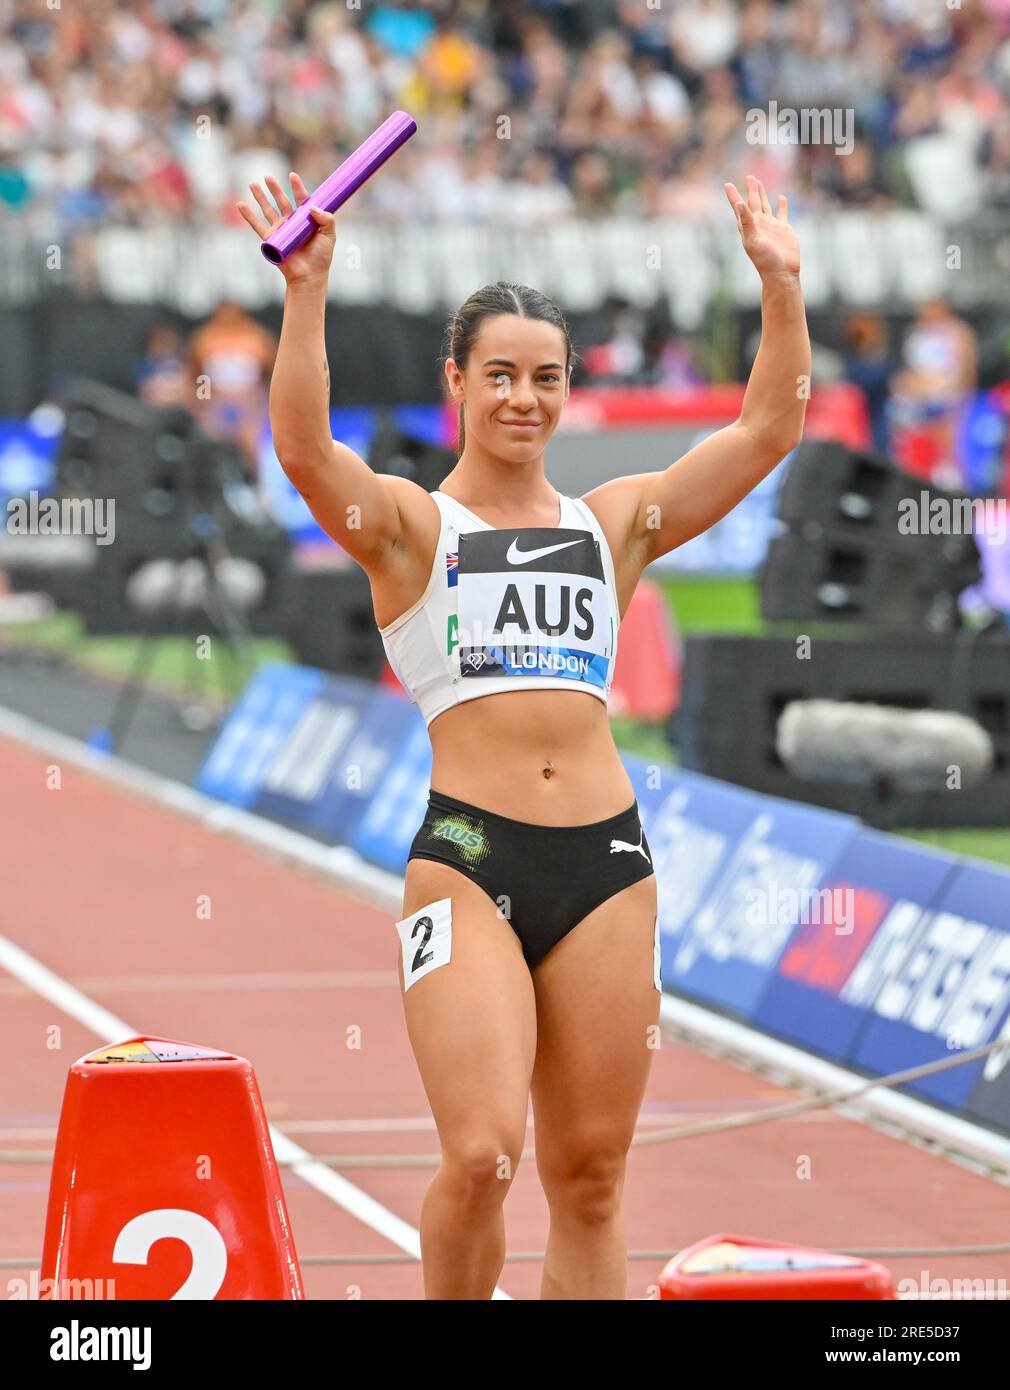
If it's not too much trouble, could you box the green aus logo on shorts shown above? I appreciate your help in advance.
[430,813,490,866]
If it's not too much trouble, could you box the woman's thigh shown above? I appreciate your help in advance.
[396,858,537,1156]
[529,874,660,1174]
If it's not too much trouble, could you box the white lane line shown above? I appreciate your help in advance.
[0,935,138,1043]
[0,931,428,1268]
[0,709,513,1298]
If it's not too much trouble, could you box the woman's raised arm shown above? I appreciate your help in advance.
[586,175,810,569]
[237,172,406,570]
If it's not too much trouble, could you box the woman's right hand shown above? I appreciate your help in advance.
[236,172,336,285]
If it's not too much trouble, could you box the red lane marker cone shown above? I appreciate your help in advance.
[659,1233,894,1301]
[40,1036,304,1300]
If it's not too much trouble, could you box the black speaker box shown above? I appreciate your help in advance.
[762,440,984,628]
[55,379,201,511]
[367,417,455,494]
[760,530,979,628]
[280,563,386,680]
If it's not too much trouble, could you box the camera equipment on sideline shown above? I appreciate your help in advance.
[678,630,1010,828]
[48,378,291,637]
[776,699,995,828]
[31,379,293,752]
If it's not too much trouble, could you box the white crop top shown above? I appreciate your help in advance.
[379,489,621,728]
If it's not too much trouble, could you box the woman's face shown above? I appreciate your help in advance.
[446,314,570,460]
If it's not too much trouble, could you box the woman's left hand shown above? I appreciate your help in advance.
[724,175,800,279]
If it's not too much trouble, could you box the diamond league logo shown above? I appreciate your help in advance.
[465,652,487,670]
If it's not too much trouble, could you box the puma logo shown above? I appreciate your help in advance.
[610,828,650,863]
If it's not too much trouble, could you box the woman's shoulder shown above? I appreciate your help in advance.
[576,478,639,533]
[380,473,444,523]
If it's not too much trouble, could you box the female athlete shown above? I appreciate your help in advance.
[238,171,808,1300]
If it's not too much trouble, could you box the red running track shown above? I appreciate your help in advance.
[2,734,1010,1300]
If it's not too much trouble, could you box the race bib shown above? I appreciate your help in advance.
[453,527,612,689]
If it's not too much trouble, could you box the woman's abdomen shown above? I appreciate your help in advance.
[427,688,635,826]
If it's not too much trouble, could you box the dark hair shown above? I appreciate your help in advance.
[443,281,576,452]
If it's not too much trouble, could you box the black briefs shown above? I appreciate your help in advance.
[406,788,655,970]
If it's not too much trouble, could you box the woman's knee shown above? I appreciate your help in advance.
[539,1140,627,1226]
[440,1134,524,1210]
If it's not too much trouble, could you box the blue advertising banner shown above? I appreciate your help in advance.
[647,774,767,997]
[252,684,408,843]
[624,757,684,828]
[663,794,858,1017]
[194,660,1010,1138]
[752,831,958,1060]
[965,1016,1010,1131]
[347,714,434,873]
[194,663,328,808]
[850,862,1010,1111]
[196,663,431,854]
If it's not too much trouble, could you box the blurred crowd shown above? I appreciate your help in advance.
[140,287,998,494]
[3,0,1004,491]
[583,292,1000,493]
[136,303,275,465]
[1,0,1010,230]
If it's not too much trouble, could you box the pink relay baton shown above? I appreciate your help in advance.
[260,110,417,265]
